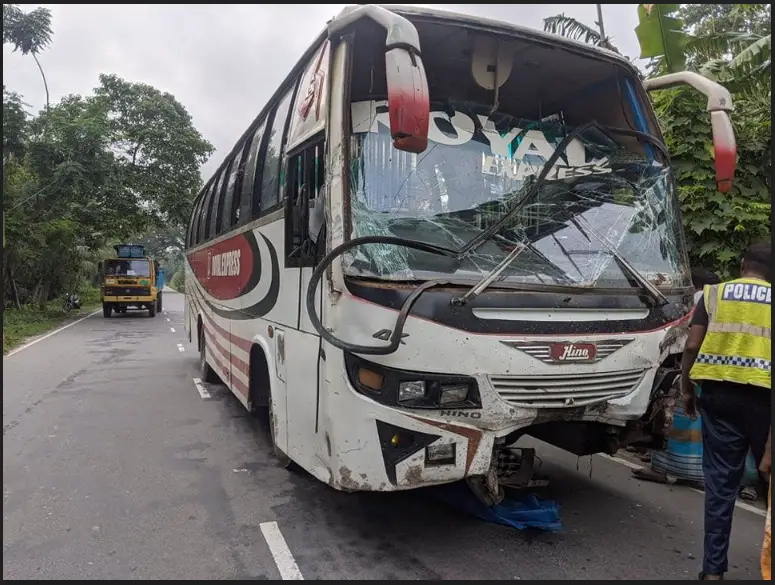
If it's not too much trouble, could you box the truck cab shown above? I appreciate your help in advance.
[100,244,161,318]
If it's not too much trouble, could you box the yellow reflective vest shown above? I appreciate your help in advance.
[689,277,771,390]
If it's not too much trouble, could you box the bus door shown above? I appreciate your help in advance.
[284,138,327,461]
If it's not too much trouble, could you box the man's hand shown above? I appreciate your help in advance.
[760,430,772,476]
[681,377,698,419]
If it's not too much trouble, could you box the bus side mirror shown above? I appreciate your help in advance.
[97,261,103,272]
[643,71,736,193]
[328,4,430,154]
[709,111,735,193]
[385,47,430,154]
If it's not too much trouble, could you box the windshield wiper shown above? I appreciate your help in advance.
[569,215,669,307]
[450,242,528,306]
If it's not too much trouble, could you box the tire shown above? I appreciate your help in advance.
[268,396,293,469]
[102,303,113,318]
[63,301,72,313]
[199,328,219,384]
[148,302,156,318]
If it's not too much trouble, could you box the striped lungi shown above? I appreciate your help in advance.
[651,400,704,482]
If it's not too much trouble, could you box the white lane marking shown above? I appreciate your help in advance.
[4,309,101,359]
[599,453,642,470]
[193,378,210,399]
[166,317,170,322]
[599,453,766,518]
[260,521,304,580]
[177,344,185,352]
[170,327,176,333]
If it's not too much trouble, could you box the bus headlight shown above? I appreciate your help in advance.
[398,381,426,402]
[439,384,469,405]
[345,352,481,410]
[105,278,116,285]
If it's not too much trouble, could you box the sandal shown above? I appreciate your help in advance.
[698,571,723,580]
[739,485,758,502]
[632,467,669,484]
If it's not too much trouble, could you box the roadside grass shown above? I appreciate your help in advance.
[2,286,102,355]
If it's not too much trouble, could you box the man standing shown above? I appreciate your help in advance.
[681,241,772,581]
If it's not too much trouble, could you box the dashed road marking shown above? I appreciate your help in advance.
[599,453,766,518]
[260,521,304,580]
[193,378,210,399]
[177,344,185,352]
[170,327,176,333]
[4,309,101,358]
[166,317,170,322]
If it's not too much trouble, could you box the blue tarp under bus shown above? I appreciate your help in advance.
[428,481,562,532]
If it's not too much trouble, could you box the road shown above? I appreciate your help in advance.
[3,290,767,580]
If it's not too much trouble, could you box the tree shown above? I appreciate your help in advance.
[3,74,213,308]
[93,74,214,227]
[3,4,54,111]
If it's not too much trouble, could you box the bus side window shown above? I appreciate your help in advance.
[204,171,227,241]
[285,138,326,267]
[254,83,298,219]
[228,136,255,230]
[238,122,267,227]
[214,155,237,237]
[196,179,216,245]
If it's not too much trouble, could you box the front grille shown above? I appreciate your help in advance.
[104,286,150,297]
[490,369,646,409]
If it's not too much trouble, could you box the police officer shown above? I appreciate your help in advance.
[681,241,772,580]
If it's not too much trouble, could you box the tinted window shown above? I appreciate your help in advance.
[220,148,244,234]
[186,196,200,247]
[205,172,226,240]
[256,88,295,217]
[240,122,267,224]
[213,158,236,237]
[196,181,215,244]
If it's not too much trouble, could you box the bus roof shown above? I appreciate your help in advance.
[377,4,638,74]
[196,4,641,205]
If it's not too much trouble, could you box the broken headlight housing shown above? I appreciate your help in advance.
[344,352,481,409]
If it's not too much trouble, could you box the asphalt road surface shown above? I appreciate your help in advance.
[3,290,768,580]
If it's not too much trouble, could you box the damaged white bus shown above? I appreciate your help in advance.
[184,5,737,504]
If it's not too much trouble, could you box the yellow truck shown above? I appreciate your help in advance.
[100,244,162,318]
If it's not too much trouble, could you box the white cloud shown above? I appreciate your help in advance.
[3,4,645,178]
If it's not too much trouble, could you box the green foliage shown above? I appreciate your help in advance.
[635,4,688,73]
[651,88,770,276]
[3,58,212,313]
[2,285,100,354]
[2,3,52,55]
[545,4,771,279]
[169,270,186,293]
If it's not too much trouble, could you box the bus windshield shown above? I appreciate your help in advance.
[105,259,151,277]
[345,100,691,289]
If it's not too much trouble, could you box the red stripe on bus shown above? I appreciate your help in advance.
[190,289,253,352]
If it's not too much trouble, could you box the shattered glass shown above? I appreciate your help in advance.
[344,100,691,290]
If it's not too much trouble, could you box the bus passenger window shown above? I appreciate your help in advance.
[205,171,227,241]
[285,139,326,266]
[197,179,217,244]
[228,137,254,230]
[217,155,239,236]
[239,122,266,227]
[256,86,296,218]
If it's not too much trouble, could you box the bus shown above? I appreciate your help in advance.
[184,5,736,505]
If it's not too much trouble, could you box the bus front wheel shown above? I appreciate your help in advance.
[102,303,113,318]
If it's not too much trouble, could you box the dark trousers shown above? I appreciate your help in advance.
[699,381,771,575]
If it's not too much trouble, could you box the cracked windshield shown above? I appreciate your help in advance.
[3,2,770,582]
[347,101,690,289]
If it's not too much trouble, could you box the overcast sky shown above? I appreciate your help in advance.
[3,4,644,178]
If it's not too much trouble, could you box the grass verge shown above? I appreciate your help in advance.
[3,287,101,355]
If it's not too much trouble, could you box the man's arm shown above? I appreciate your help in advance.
[680,296,709,407]
[761,429,772,475]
